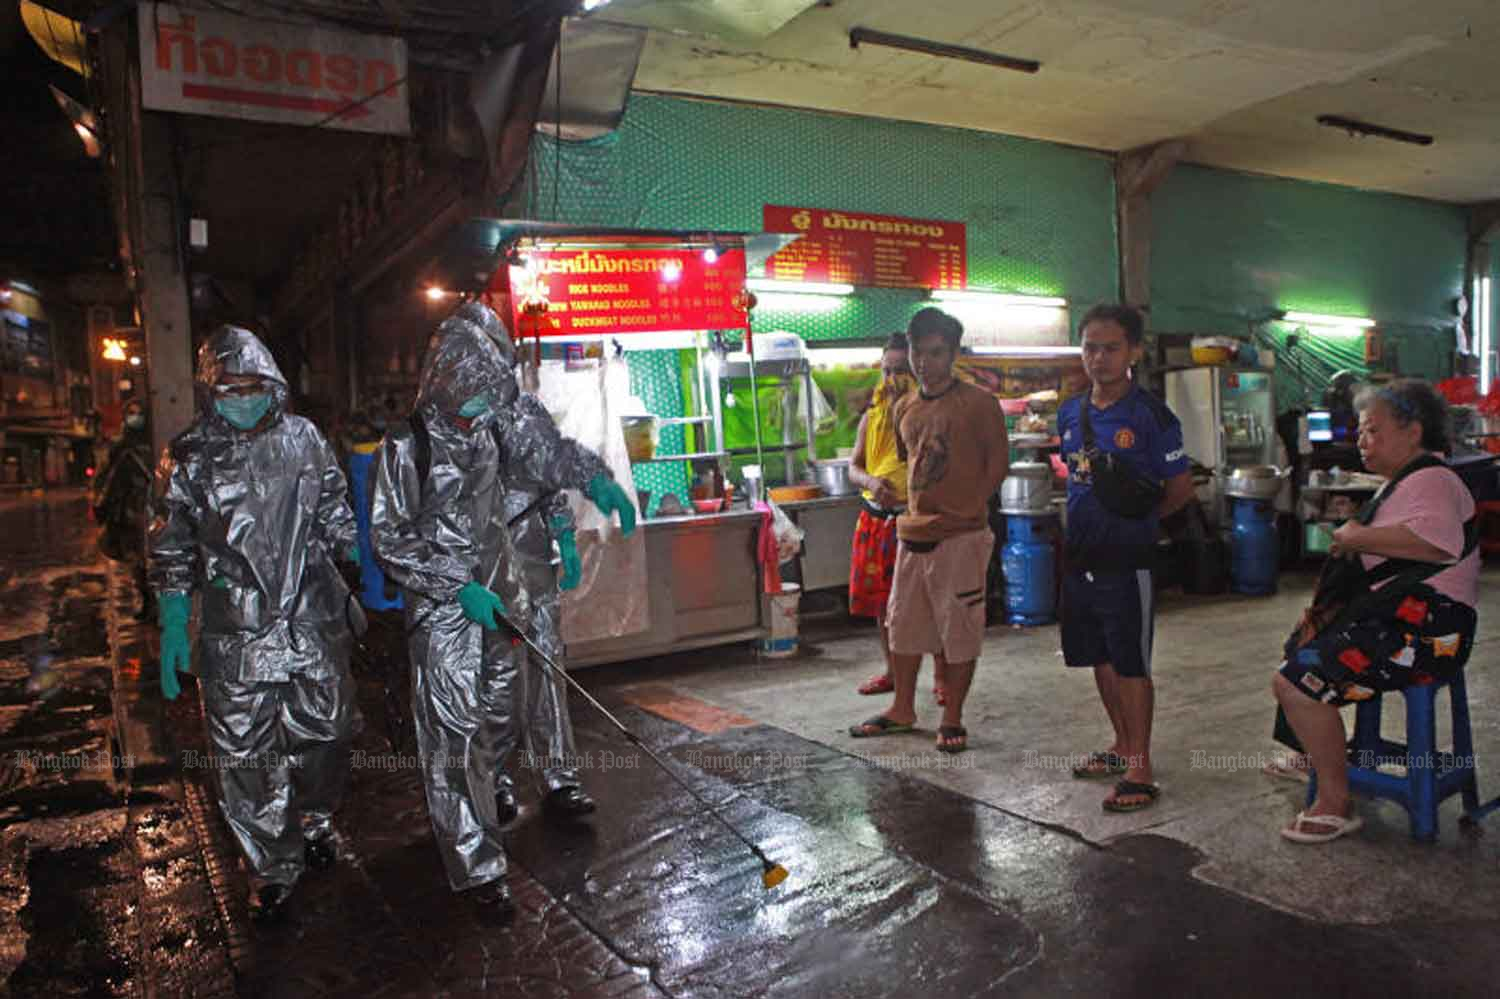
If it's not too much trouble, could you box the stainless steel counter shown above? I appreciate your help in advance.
[776,494,864,513]
[779,493,862,593]
[564,496,863,666]
[568,508,765,667]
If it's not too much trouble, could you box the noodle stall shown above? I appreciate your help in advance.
[456,222,800,665]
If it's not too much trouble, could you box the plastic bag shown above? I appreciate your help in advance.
[767,500,804,564]
[532,357,650,644]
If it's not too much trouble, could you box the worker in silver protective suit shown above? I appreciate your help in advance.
[434,303,624,823]
[370,306,635,923]
[147,325,361,925]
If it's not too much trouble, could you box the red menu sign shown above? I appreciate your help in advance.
[502,247,748,337]
[762,205,967,290]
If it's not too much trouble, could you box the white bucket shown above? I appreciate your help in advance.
[759,583,801,658]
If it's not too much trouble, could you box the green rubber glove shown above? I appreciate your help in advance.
[157,592,192,701]
[457,581,506,630]
[586,474,636,537]
[345,544,361,564]
[557,528,582,591]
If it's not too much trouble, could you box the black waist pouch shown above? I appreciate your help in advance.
[1079,400,1162,519]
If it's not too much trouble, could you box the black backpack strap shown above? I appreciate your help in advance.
[1078,394,1097,448]
[1354,453,1444,525]
[410,412,432,490]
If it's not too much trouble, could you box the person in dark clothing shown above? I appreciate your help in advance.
[93,399,155,619]
[1058,306,1195,812]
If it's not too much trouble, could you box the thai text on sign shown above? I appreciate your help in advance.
[762,205,967,290]
[503,248,749,337]
[138,3,410,135]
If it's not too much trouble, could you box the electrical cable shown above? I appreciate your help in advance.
[553,17,563,221]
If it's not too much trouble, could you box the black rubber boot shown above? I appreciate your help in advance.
[467,880,515,925]
[542,785,596,820]
[249,883,292,925]
[304,832,338,871]
[495,784,519,826]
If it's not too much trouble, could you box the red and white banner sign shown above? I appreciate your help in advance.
[502,248,749,338]
[138,3,410,135]
[763,205,967,290]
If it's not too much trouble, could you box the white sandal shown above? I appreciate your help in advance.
[1280,810,1364,844]
[1262,756,1311,783]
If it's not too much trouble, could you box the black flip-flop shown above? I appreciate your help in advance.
[1102,779,1160,813]
[848,715,915,738]
[1072,751,1127,780]
[936,725,967,754]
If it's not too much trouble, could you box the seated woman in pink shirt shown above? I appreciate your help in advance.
[1273,379,1479,844]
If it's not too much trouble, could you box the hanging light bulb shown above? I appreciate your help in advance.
[50,85,101,158]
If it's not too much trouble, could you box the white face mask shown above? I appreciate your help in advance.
[125,414,146,430]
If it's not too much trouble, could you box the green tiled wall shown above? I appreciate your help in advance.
[1151,164,1467,406]
[517,93,1121,340]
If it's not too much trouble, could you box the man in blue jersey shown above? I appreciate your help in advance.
[1057,305,1194,812]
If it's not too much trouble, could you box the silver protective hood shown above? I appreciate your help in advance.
[418,308,518,423]
[194,324,290,421]
[451,300,516,365]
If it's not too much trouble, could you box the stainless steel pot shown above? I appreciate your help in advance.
[812,459,854,496]
[1226,464,1289,500]
[1000,462,1053,513]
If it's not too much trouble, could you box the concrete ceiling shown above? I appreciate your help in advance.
[601,0,1500,203]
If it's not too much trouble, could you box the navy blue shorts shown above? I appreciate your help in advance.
[1060,568,1155,678]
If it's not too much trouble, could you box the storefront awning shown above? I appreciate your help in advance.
[21,1,86,77]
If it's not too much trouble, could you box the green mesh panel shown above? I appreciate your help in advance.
[517,92,1121,339]
[625,350,689,511]
[518,95,1467,435]
[1151,164,1465,406]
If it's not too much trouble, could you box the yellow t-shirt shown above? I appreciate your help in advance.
[861,401,909,507]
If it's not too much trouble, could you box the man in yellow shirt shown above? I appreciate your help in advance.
[849,333,949,701]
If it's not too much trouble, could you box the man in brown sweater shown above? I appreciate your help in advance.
[849,308,1009,752]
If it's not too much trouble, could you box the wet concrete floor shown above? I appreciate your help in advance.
[0,490,139,997]
[5,488,1499,996]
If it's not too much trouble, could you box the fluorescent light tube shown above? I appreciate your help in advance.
[747,279,854,296]
[1283,310,1376,329]
[930,290,1068,308]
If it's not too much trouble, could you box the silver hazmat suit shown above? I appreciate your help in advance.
[147,325,360,888]
[369,314,533,891]
[439,303,613,795]
[498,392,611,793]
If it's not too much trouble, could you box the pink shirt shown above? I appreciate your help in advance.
[1361,464,1479,607]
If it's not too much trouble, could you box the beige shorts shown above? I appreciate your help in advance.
[886,528,993,662]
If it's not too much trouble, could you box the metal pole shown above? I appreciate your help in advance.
[747,338,764,478]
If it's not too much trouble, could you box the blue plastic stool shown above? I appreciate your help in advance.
[1307,670,1479,841]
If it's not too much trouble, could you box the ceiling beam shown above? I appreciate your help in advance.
[1118,139,1189,200]
[1116,139,1189,313]
[1468,201,1500,244]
